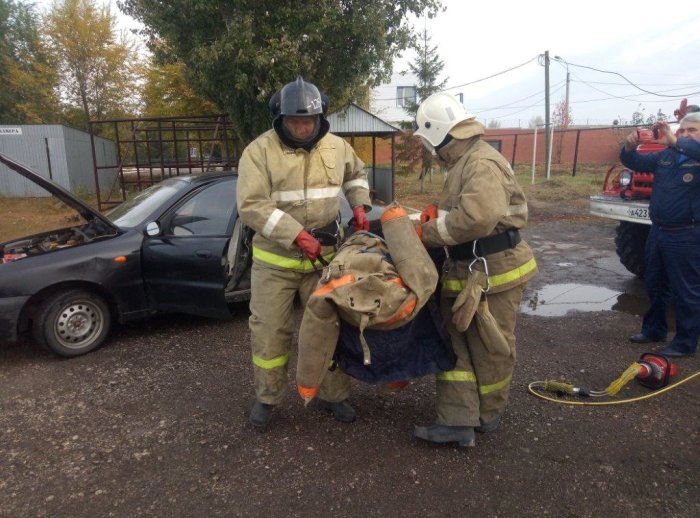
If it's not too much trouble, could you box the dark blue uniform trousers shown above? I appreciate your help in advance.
[642,225,700,353]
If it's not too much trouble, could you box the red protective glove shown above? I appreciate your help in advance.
[352,206,370,232]
[415,224,423,241]
[295,230,322,261]
[420,203,439,224]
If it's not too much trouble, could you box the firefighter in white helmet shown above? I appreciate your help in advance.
[413,92,538,447]
[236,77,372,428]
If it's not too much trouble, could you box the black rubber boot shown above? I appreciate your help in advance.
[475,414,502,434]
[249,400,275,428]
[316,399,357,423]
[629,333,664,344]
[658,346,695,358]
[413,424,475,447]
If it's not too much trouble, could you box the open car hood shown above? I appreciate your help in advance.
[0,152,119,231]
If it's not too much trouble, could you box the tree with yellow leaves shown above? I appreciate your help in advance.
[44,0,142,130]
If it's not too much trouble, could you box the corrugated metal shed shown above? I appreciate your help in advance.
[0,125,117,197]
[328,103,400,136]
[327,103,401,203]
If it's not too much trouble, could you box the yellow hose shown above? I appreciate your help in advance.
[604,363,643,396]
[528,369,700,406]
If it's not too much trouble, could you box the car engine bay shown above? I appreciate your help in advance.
[1,222,118,264]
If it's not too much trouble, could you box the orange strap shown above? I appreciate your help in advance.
[297,385,319,400]
[384,381,409,391]
[380,296,417,326]
[380,205,408,223]
[312,274,356,296]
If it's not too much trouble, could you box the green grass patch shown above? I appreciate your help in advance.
[393,163,610,209]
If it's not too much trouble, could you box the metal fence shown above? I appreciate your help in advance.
[89,114,239,210]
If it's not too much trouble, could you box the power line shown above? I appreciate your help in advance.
[487,83,566,120]
[471,80,565,113]
[560,59,700,97]
[373,55,540,101]
[569,79,700,87]
[570,71,692,102]
[442,55,539,91]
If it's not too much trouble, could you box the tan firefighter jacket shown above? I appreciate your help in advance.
[296,204,439,402]
[236,129,372,272]
[420,119,538,296]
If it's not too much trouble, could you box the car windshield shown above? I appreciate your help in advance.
[105,181,182,228]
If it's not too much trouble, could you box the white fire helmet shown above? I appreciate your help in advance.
[414,92,475,151]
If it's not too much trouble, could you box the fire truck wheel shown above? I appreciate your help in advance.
[614,221,649,278]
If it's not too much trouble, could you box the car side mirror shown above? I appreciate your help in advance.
[144,221,161,236]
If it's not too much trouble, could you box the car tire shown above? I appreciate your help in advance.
[32,289,111,357]
[614,221,649,278]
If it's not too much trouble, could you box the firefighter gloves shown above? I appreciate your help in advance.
[420,203,439,224]
[352,206,370,232]
[295,229,322,260]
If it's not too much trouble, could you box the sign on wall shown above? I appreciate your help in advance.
[0,128,22,135]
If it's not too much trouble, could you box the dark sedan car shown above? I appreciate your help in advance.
[0,153,383,357]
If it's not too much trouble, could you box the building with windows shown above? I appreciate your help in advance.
[371,73,418,126]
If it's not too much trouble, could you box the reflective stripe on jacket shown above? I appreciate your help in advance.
[236,129,371,271]
[252,247,335,271]
[420,123,538,294]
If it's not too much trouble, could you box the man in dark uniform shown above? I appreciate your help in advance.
[621,114,700,357]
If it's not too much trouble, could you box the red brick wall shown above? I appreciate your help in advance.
[484,127,630,166]
[344,126,632,169]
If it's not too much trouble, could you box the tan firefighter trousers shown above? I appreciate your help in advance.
[249,262,350,405]
[435,283,526,427]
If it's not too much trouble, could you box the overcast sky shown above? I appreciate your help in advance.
[37,0,700,128]
[399,0,700,127]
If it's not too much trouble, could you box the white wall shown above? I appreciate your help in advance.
[371,72,418,126]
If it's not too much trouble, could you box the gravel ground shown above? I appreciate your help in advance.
[1,200,698,517]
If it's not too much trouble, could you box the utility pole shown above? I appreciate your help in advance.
[554,55,571,128]
[564,68,570,118]
[544,50,551,179]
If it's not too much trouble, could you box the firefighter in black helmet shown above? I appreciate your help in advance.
[236,76,371,428]
[268,77,331,150]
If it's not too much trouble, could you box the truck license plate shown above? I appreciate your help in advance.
[627,207,649,220]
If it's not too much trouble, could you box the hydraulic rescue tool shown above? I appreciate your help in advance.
[528,353,699,406]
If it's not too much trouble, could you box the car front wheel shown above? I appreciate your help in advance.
[33,290,111,357]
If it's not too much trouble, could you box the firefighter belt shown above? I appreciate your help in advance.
[296,204,441,402]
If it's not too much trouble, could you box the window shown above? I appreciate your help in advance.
[168,180,235,236]
[485,140,502,152]
[396,86,417,108]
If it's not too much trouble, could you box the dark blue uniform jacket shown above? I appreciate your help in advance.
[620,138,700,227]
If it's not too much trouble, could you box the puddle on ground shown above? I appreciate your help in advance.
[521,283,651,317]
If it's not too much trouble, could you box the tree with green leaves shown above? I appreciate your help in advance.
[119,0,442,144]
[45,0,143,130]
[395,22,446,191]
[0,0,59,123]
[141,60,219,118]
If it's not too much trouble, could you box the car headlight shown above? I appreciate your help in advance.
[619,170,633,187]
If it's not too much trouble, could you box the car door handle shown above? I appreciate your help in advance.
[195,249,212,259]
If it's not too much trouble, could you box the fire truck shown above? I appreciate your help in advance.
[589,100,695,277]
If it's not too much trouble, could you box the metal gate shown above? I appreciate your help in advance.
[89,114,239,211]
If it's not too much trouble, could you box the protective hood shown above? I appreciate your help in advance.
[273,116,330,151]
[436,119,486,164]
[449,118,485,140]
